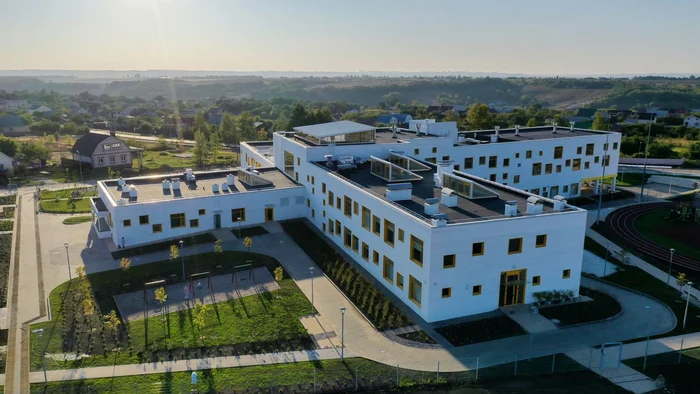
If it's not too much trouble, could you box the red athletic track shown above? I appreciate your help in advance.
[604,202,700,274]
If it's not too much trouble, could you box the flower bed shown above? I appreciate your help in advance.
[435,314,526,347]
[538,287,621,326]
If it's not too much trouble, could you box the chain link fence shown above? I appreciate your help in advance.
[30,350,595,394]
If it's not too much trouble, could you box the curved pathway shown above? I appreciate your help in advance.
[604,202,700,273]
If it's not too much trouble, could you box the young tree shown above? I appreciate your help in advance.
[169,244,179,261]
[592,111,607,131]
[154,286,168,305]
[219,112,238,144]
[82,297,95,319]
[120,257,131,271]
[103,310,121,338]
[273,266,284,282]
[157,134,168,150]
[209,131,222,165]
[237,112,256,142]
[243,236,253,253]
[193,111,209,138]
[192,130,210,169]
[213,239,223,256]
[192,301,207,339]
[677,272,689,288]
[466,103,493,130]
[0,136,18,158]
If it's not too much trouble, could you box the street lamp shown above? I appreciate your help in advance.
[179,240,185,281]
[64,242,71,280]
[642,305,651,370]
[310,267,315,315]
[340,307,346,360]
[238,218,242,239]
[595,132,610,226]
[666,249,675,288]
[683,282,694,330]
[639,121,652,202]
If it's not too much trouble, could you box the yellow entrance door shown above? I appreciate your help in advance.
[499,269,527,307]
[265,207,274,222]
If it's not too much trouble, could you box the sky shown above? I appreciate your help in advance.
[1,0,699,75]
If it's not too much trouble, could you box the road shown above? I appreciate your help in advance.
[90,129,239,151]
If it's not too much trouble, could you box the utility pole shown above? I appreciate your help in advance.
[639,120,652,202]
[596,132,611,225]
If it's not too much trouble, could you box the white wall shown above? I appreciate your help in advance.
[240,142,275,168]
[103,184,306,247]
[90,136,133,168]
[0,152,14,170]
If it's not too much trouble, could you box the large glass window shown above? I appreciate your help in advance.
[585,143,595,156]
[362,207,371,230]
[488,156,498,168]
[410,235,423,266]
[532,163,542,176]
[554,146,563,159]
[464,157,473,169]
[384,219,395,247]
[408,275,422,306]
[344,227,352,248]
[344,196,352,217]
[383,256,394,284]
[170,213,186,228]
[508,238,523,254]
[572,159,581,171]
[231,208,246,222]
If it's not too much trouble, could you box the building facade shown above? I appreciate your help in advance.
[71,132,134,168]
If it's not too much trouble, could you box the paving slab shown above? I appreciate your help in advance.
[113,267,279,323]
[502,304,558,333]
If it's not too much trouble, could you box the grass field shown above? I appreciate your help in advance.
[29,355,602,394]
[39,198,91,213]
[635,209,700,261]
[139,150,239,171]
[62,215,92,225]
[623,347,700,394]
[30,251,313,371]
[40,187,97,200]
[605,173,650,187]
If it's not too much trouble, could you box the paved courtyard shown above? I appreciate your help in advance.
[113,267,279,323]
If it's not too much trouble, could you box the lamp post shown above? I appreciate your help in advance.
[179,240,185,281]
[683,282,694,330]
[238,218,242,239]
[643,305,651,370]
[76,149,83,186]
[340,307,346,360]
[64,242,71,280]
[595,132,610,226]
[310,267,315,315]
[639,121,652,202]
[666,249,675,288]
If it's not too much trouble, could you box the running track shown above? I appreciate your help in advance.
[603,202,700,274]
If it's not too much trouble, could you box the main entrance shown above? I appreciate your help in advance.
[265,207,274,222]
[499,269,527,307]
[214,213,221,229]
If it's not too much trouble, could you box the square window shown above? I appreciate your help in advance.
[372,215,381,235]
[613,142,619,150]
[554,146,563,159]
[503,158,510,167]
[432,147,437,154]
[584,162,590,170]
[502,173,508,180]
[488,156,498,168]
[489,174,497,181]
[414,148,419,155]
[123,219,131,227]
[139,215,149,225]
[479,156,486,165]
[556,165,562,173]
[441,287,452,298]
[232,208,246,222]
[373,250,379,265]
[539,151,543,156]
[586,143,594,156]
[384,219,395,247]
[536,234,547,248]
[409,275,422,306]
[515,152,520,158]
[152,223,162,233]
[594,156,600,164]
[532,163,542,176]
[572,159,581,171]
[508,238,522,254]
[362,242,369,261]
[170,213,186,228]
[396,273,404,290]
[472,242,484,256]
[443,254,456,268]
[562,269,571,279]
[198,209,206,216]
[532,276,541,286]
[464,157,473,169]
[472,285,482,296]
[442,155,450,161]
[526,150,532,159]
[190,218,199,228]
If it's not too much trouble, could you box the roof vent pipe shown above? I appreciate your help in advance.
[552,124,557,132]
[570,121,575,131]
[515,125,520,135]
[494,126,500,136]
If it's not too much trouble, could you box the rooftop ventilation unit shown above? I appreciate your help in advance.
[226,174,235,186]
[424,197,439,215]
[128,185,138,199]
[221,182,229,192]
[172,178,181,191]
[570,121,576,131]
[118,177,125,187]
[118,198,127,206]
[515,125,520,135]
[440,187,458,207]
[552,195,568,211]
[325,155,333,167]
[212,183,220,193]
[185,168,196,182]
[526,196,543,215]
[504,200,518,217]
[457,135,466,143]
[385,182,412,201]
[431,213,447,227]
[552,124,557,133]
[162,180,171,192]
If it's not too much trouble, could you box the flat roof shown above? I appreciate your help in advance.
[316,161,575,224]
[460,126,609,144]
[287,127,437,148]
[293,120,375,138]
[101,168,298,204]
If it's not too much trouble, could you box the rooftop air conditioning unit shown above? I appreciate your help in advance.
[431,213,447,227]
[162,180,171,191]
[226,174,235,186]
[118,177,126,187]
[526,196,543,215]
[552,195,568,211]
[515,125,520,135]
[385,183,412,201]
[504,200,518,217]
[172,179,181,191]
[424,197,439,215]
[212,184,220,193]
[222,182,229,192]
[185,168,196,181]
[440,188,458,207]
[128,185,138,198]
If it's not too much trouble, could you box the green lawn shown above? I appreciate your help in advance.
[604,173,650,187]
[0,221,12,232]
[634,209,700,261]
[30,251,313,371]
[40,187,97,200]
[623,347,700,394]
[539,287,621,326]
[62,215,93,225]
[30,354,589,394]
[39,198,92,213]
[139,150,240,171]
[281,220,412,330]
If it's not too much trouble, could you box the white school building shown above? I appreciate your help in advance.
[92,120,620,323]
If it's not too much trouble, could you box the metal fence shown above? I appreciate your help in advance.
[30,351,592,394]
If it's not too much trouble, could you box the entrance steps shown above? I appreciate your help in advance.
[211,228,236,242]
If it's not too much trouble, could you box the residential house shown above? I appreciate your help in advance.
[0,99,28,110]
[0,115,30,135]
[27,104,53,114]
[207,108,223,126]
[376,113,413,126]
[0,151,16,174]
[684,115,700,128]
[121,107,136,117]
[567,108,597,124]
[71,131,133,168]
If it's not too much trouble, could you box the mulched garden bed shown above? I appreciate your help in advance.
[111,233,216,259]
[231,226,269,238]
[435,314,526,347]
[538,287,621,326]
